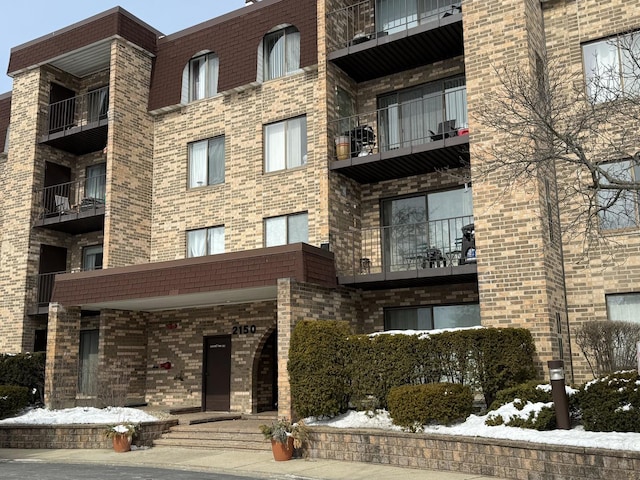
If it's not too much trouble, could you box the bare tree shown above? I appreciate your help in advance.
[473,32,640,258]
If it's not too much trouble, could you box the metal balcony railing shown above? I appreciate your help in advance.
[337,215,474,277]
[35,271,67,307]
[46,86,109,135]
[327,0,462,52]
[36,175,106,220]
[331,84,467,161]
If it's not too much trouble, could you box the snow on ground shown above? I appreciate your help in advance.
[306,405,640,453]
[0,406,157,425]
[2,401,640,452]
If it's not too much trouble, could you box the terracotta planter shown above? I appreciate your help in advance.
[271,437,294,461]
[112,433,131,453]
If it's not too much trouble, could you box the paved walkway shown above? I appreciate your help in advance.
[0,446,506,480]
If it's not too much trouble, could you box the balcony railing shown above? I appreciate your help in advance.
[46,86,109,135]
[331,85,467,161]
[36,175,106,220]
[337,215,474,277]
[35,271,67,308]
[327,0,462,52]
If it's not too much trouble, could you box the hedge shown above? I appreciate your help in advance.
[0,385,31,419]
[0,352,45,405]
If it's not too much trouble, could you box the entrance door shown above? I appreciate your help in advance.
[203,335,231,411]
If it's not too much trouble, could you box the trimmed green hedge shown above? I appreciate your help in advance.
[388,383,473,428]
[0,352,45,405]
[288,321,537,418]
[0,385,30,419]
[288,320,351,418]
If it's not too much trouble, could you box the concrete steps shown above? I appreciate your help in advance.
[153,414,277,451]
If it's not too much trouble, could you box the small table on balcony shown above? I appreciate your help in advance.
[405,246,446,269]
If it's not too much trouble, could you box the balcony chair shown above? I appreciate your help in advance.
[429,120,458,141]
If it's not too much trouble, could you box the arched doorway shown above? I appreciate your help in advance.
[254,329,277,413]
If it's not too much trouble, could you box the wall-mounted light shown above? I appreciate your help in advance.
[159,361,172,370]
[166,323,178,330]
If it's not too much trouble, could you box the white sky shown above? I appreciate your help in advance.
[0,0,248,94]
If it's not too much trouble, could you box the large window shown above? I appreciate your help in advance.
[385,304,481,331]
[382,187,473,269]
[265,212,308,247]
[184,52,219,102]
[82,245,103,271]
[378,77,467,151]
[78,329,98,396]
[85,163,106,201]
[606,293,640,323]
[263,26,300,81]
[264,116,307,172]
[597,160,640,230]
[583,33,640,102]
[376,0,461,35]
[187,226,225,257]
[189,136,225,188]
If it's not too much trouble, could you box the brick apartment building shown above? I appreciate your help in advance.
[0,0,638,416]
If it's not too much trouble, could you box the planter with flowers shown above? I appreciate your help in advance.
[259,418,308,461]
[104,423,138,452]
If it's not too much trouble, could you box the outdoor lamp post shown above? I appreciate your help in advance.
[547,359,570,430]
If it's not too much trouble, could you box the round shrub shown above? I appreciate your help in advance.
[0,385,30,419]
[387,383,473,429]
[577,370,640,432]
[488,379,551,411]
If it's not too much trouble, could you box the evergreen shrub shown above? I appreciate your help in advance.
[288,320,351,418]
[577,370,640,432]
[0,385,30,419]
[0,352,45,405]
[387,383,473,428]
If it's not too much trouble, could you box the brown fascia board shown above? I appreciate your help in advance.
[0,93,11,153]
[148,0,318,112]
[51,243,336,307]
[7,7,162,76]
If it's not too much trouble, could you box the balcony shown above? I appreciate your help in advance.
[39,86,109,155]
[33,175,106,234]
[337,216,476,288]
[331,83,469,183]
[327,0,463,82]
[32,271,67,315]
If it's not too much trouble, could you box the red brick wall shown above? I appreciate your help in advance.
[0,94,10,152]
[148,0,318,110]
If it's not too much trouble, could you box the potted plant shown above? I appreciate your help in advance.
[104,423,138,452]
[259,418,308,461]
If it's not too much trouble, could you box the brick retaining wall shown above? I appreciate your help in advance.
[307,427,640,480]
[0,419,177,449]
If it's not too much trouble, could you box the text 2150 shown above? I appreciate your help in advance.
[232,325,257,335]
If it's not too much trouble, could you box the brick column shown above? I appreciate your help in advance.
[276,278,295,419]
[45,303,81,409]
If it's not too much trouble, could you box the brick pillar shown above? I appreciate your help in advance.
[276,278,294,419]
[45,303,81,409]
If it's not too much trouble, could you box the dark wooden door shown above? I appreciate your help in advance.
[203,335,231,411]
[43,162,72,215]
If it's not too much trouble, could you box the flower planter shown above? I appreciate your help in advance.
[112,433,131,453]
[271,437,294,461]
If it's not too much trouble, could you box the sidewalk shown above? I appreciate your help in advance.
[0,446,506,480]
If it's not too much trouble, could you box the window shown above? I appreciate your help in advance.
[378,77,467,151]
[187,226,225,257]
[606,293,640,323]
[583,33,640,102]
[263,26,300,81]
[82,245,103,271]
[189,136,225,188]
[382,187,473,270]
[85,163,106,201]
[264,116,307,172]
[384,304,481,331]
[182,52,219,103]
[78,329,98,395]
[597,160,640,230]
[376,0,461,35]
[87,86,108,123]
[265,212,308,247]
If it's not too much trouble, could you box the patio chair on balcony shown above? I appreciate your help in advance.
[54,195,71,214]
[429,120,458,141]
